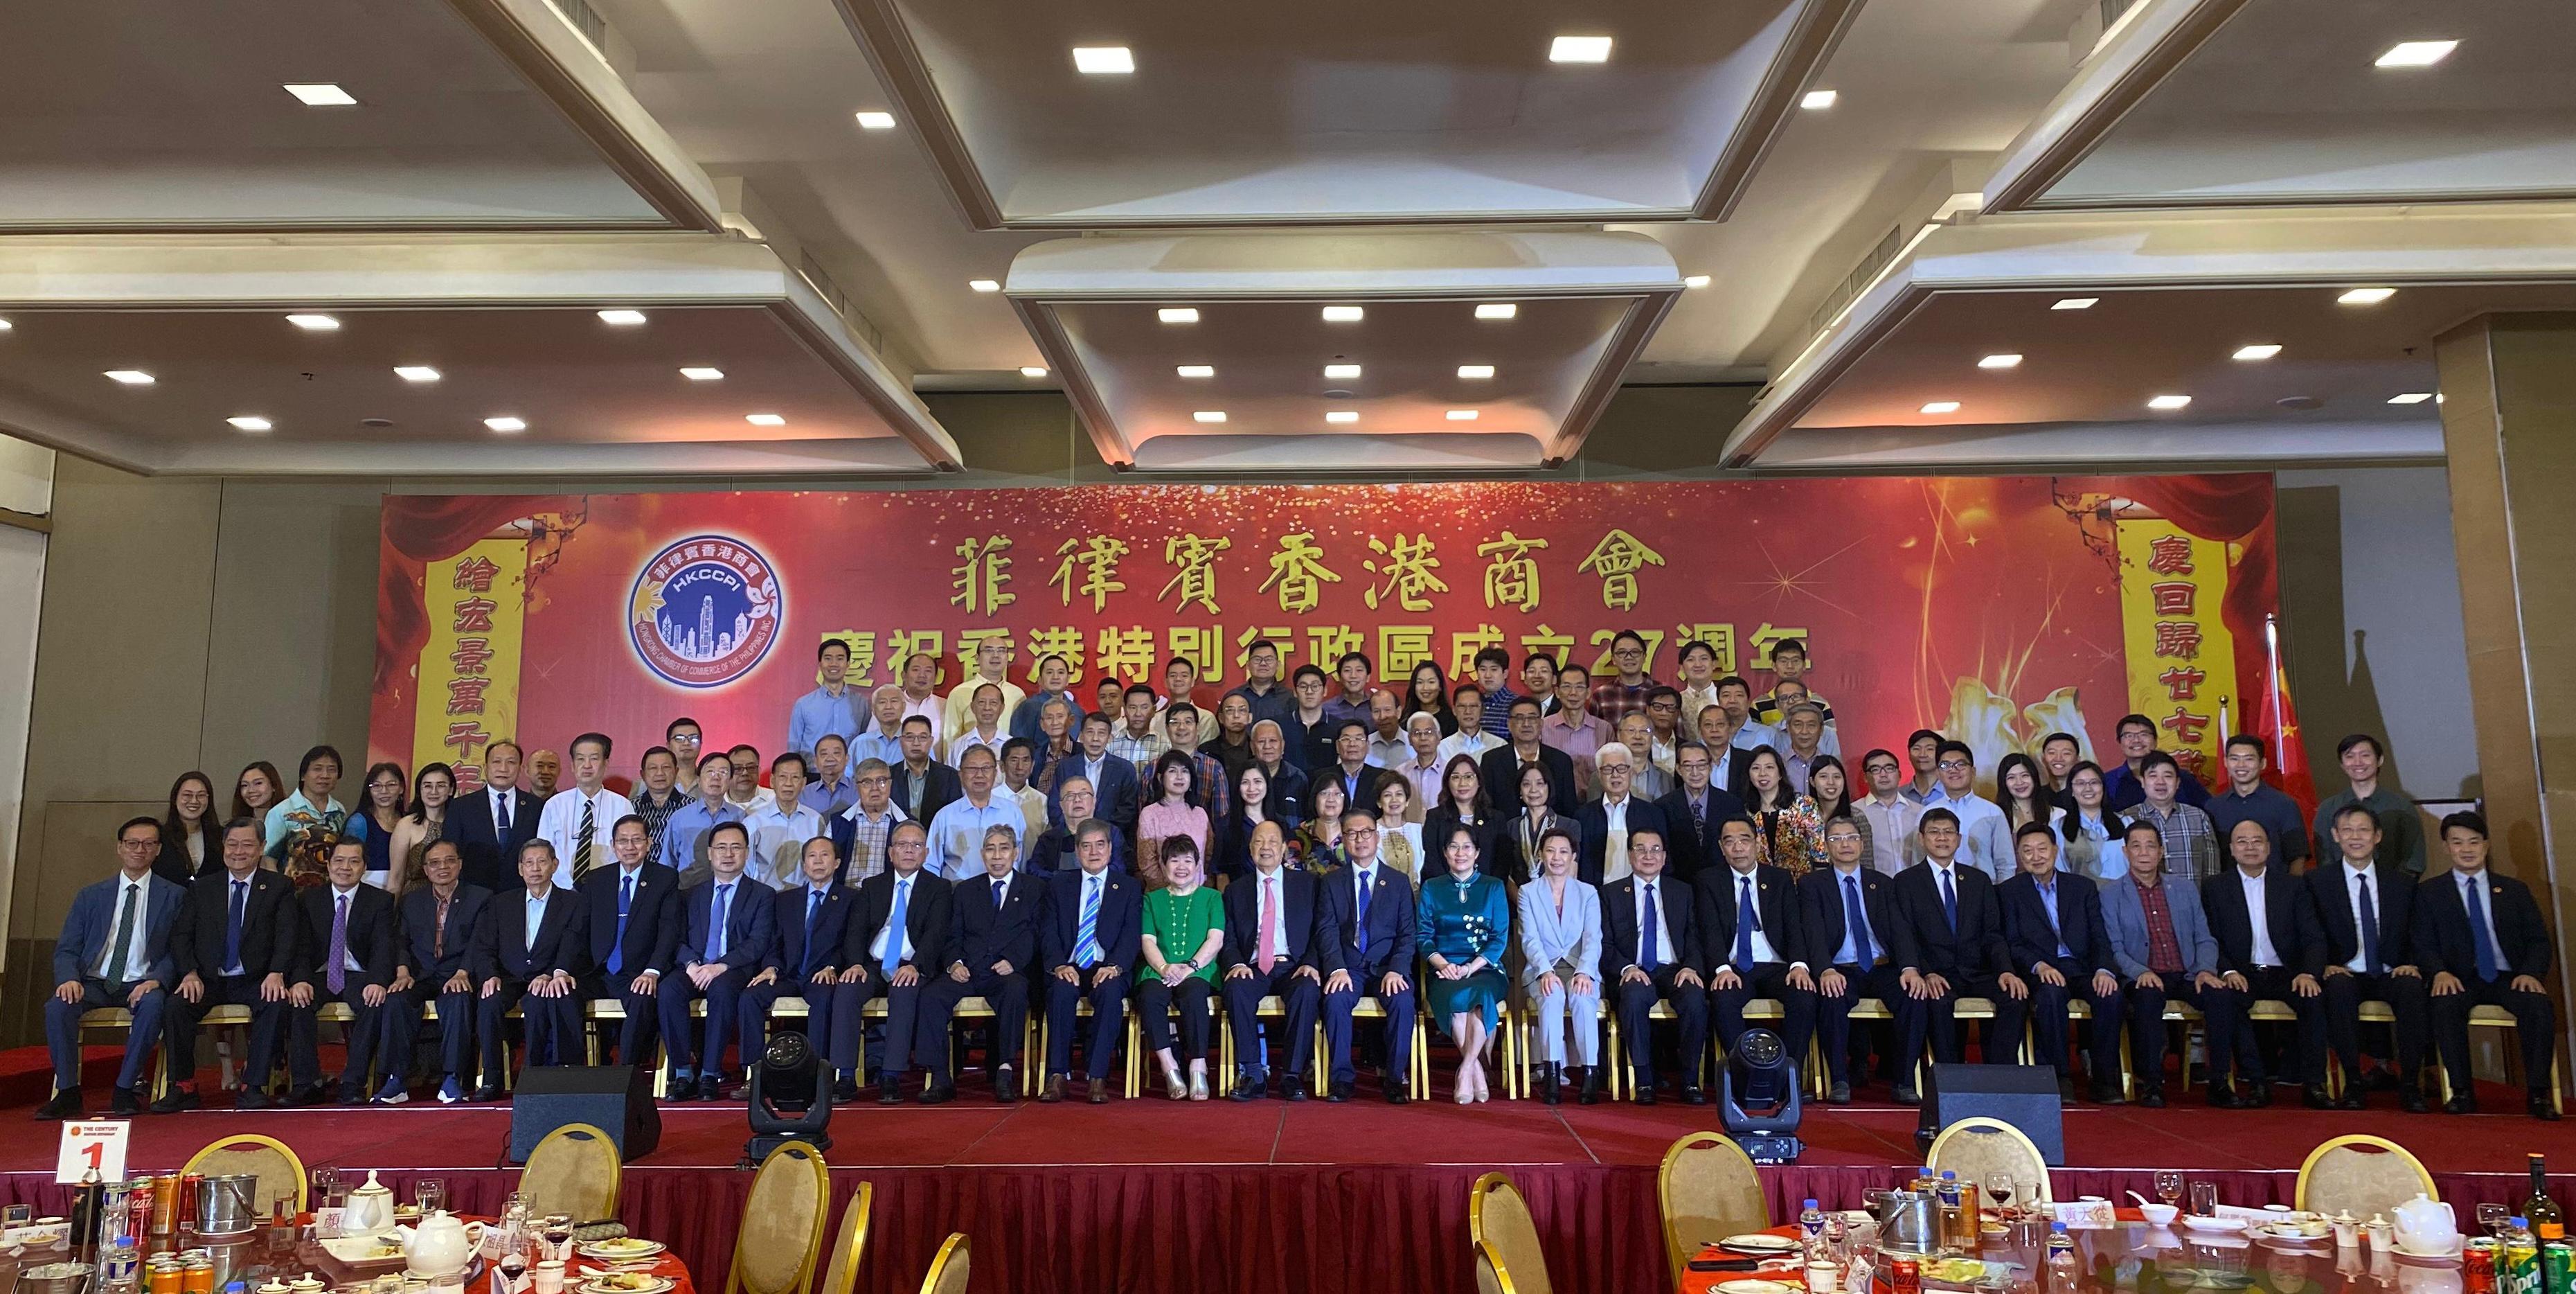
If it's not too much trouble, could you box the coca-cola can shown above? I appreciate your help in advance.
[1889,1254,1922,1294]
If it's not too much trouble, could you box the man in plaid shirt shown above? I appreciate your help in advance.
[830,758,907,886]
[2128,752,2220,882]
[1585,629,1660,726]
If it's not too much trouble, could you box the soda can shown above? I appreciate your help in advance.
[147,1257,184,1294]
[2471,1238,2501,1288]
[2541,1241,2573,1294]
[181,1251,215,1294]
[129,1181,157,1253]
[1889,1255,1921,1294]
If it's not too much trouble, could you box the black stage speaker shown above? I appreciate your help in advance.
[509,1065,660,1163]
[1914,1063,2063,1164]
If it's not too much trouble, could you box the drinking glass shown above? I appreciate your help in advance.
[2188,1182,2219,1218]
[413,1180,447,1216]
[2156,1172,2184,1209]
[2480,1204,2512,1239]
[1986,1173,2019,1221]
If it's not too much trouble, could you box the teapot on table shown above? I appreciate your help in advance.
[341,1171,397,1238]
[400,1210,488,1279]
[2392,1194,2460,1256]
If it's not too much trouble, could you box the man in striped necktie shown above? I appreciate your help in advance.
[1039,820,1140,1104]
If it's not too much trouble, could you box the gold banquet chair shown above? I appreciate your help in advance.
[1659,1133,1768,1282]
[918,1232,969,1294]
[519,1123,623,1222]
[2296,1135,2436,1221]
[723,1142,830,1294]
[184,1134,307,1214]
[815,1185,874,1294]
[1469,1171,1553,1294]
[1924,1117,2051,1203]
[1474,1238,1523,1294]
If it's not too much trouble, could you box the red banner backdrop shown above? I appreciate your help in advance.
[368,475,2278,791]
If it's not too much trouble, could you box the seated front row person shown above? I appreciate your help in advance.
[2099,821,2242,1109]
[579,815,682,1069]
[1041,819,1143,1104]
[2419,811,2560,1120]
[287,837,397,1106]
[835,820,951,1104]
[920,825,1039,1104]
[40,818,187,1119]
[1695,815,1817,1079]
[1321,809,1418,1104]
[381,839,490,1105]
[1994,822,2125,1104]
[1221,820,1327,1099]
[1800,815,1899,1105]
[154,817,297,1113]
[472,839,587,1097]
[1519,826,1601,1105]
[1135,836,1226,1099]
[661,822,776,1101]
[742,836,855,1088]
[1601,826,1706,1106]
[1884,808,2029,1105]
[1420,823,1511,1105]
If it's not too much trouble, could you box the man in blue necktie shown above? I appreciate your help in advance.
[1603,828,1707,1106]
[39,819,187,1119]
[1692,817,1817,1085]
[834,822,954,1104]
[1997,822,2127,1105]
[660,823,777,1101]
[1039,819,1141,1104]
[577,815,681,1069]
[2304,804,2431,1113]
[743,837,855,1083]
[1885,808,2029,1106]
[2421,811,2561,1120]
[155,819,295,1113]
[1799,815,1904,1105]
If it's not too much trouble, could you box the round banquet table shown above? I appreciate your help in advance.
[5,1220,700,1294]
[1678,1218,2467,1294]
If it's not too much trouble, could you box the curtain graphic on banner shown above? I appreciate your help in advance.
[369,477,2282,794]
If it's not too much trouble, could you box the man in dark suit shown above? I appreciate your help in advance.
[1800,815,1901,1104]
[2200,817,2329,1108]
[1693,707,1760,804]
[922,824,1038,1104]
[887,716,963,824]
[1318,808,1418,1104]
[744,836,855,1081]
[1042,713,1141,843]
[447,741,542,893]
[2419,810,2560,1119]
[1655,742,1748,887]
[1316,720,1395,817]
[2306,803,2431,1110]
[39,817,190,1119]
[380,839,491,1105]
[1602,827,1705,1105]
[1219,826,1327,1099]
[1480,697,1578,817]
[1694,816,1817,1072]
[1996,822,2125,1104]
[1039,819,1143,1103]
[1886,808,2031,1104]
[576,815,681,1067]
[1576,743,1670,887]
[472,840,587,1097]
[835,819,951,1104]
[659,822,777,1101]
[154,817,297,1113]
[287,837,400,1105]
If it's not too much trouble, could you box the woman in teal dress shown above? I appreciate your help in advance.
[1419,824,1510,1104]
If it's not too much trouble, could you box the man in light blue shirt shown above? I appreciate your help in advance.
[806,735,857,818]
[786,639,868,760]
[661,752,745,881]
[745,754,827,889]
[1922,740,2012,881]
[926,746,1023,880]
[852,685,910,769]
[1010,654,1084,745]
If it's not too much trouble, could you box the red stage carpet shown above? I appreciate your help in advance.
[2,1083,2568,1294]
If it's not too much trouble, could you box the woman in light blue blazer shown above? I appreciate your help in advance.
[1516,825,1604,1105]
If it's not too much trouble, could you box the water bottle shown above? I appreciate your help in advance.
[1802,1198,1827,1256]
[2046,1222,2079,1293]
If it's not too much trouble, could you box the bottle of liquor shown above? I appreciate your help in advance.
[2529,1155,2565,1241]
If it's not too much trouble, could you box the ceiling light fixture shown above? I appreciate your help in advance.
[1323,364,1362,380]
[1977,353,2022,369]
[2338,287,2396,305]
[1157,307,1198,324]
[226,416,272,432]
[283,83,357,107]
[1683,275,1712,289]
[1920,400,1960,414]
[680,366,724,381]
[1474,303,1518,320]
[1447,409,1478,421]
[746,413,787,426]
[2233,344,2282,361]
[1177,364,1215,378]
[285,314,341,331]
[969,279,1001,293]
[1457,364,1496,379]
[395,365,441,382]
[1800,89,1838,109]
[597,309,647,326]
[1073,46,1135,74]
[1325,411,1359,425]
[1548,35,1613,63]
[2374,39,2457,68]
[103,370,154,385]
[0,317,12,330]
[1192,411,1226,423]
[854,111,897,130]
[2051,297,2098,310]
[2147,394,2192,410]
[1321,305,1365,323]
[484,416,526,432]
[1019,366,1048,378]
[2388,391,2435,405]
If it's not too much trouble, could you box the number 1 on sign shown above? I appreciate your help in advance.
[55,1122,129,1184]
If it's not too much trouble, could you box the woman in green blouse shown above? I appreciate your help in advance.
[1137,835,1227,1099]
[1419,824,1511,1104]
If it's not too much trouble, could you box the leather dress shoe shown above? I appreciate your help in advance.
[35,1090,81,1120]
[1284,1081,1309,1102]
[918,1084,956,1105]
[1327,1079,1354,1103]
[2302,1085,2336,1110]
[1229,1074,1265,1102]
[2532,1094,2562,1121]
[1039,1074,1066,1103]
[994,1065,1017,1102]
[469,1085,503,1103]
[1384,1080,1408,1105]
[112,1088,143,1117]
[878,1079,904,1106]
[2445,1095,2479,1115]
[2088,1083,2127,1106]
[2399,1089,2428,1114]
[1825,1082,1852,1106]
[1684,1083,1710,1106]
[2206,1083,2242,1109]
[2137,1086,2166,1109]
[240,1088,278,1110]
[1892,1084,1921,1107]
[832,1076,861,1104]
[1086,1079,1110,1104]
[150,1087,202,1115]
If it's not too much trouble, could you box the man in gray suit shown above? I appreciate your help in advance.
[2100,820,2244,1108]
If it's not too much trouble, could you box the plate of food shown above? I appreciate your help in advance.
[578,1275,673,1294]
[577,1238,668,1261]
[2256,1223,2329,1245]
[1920,1257,1992,1284]
[1717,1281,1796,1294]
[1720,1234,1803,1255]
[321,1234,409,1264]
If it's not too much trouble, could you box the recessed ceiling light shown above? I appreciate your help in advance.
[1920,400,1960,414]
[1474,303,1518,320]
[102,370,154,385]
[1325,411,1359,425]
[1019,366,1048,378]
[1683,275,1712,289]
[853,111,897,130]
[968,280,1001,294]
[1458,364,1496,380]
[2388,391,2435,405]
[2051,297,2098,310]
[2374,39,2457,68]
[283,83,357,107]
[746,413,787,426]
[2338,287,2396,305]
[1800,89,1838,110]
[2233,344,2283,361]
[1073,46,1135,74]
[1977,353,2023,369]
[1177,364,1215,378]
[1447,409,1479,421]
[679,366,724,381]
[1192,411,1226,424]
[597,309,647,326]
[2147,394,2192,410]
[1321,305,1366,323]
[484,416,526,432]
[395,365,441,382]
[1323,364,1362,380]
[0,317,12,331]
[1548,35,1613,63]
[285,314,340,331]
[226,416,272,432]
[1157,307,1199,324]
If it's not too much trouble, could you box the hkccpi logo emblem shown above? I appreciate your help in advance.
[629,535,781,689]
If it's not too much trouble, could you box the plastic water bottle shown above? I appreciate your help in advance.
[1802,1198,1827,1255]
[2047,1222,2079,1293]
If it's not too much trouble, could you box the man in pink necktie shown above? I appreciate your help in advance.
[1217,823,1325,1101]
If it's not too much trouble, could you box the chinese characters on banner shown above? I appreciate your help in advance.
[2114,520,2240,781]
[407,539,528,792]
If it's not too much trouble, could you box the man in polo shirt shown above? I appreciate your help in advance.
[942,639,1023,745]
[1472,647,1520,738]
[1224,640,1297,732]
[2206,735,2309,870]
[2102,713,2211,810]
[2309,732,2428,877]
[1321,652,1377,731]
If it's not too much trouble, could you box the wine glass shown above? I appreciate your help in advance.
[414,1178,447,1216]
[2156,1171,2184,1209]
[2480,1203,2512,1239]
[1986,1172,2019,1221]
[2189,1181,2219,1218]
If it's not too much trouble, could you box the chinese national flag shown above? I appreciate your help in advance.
[2256,614,2319,824]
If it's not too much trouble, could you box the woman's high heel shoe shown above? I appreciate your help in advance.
[1162,1063,1188,1100]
